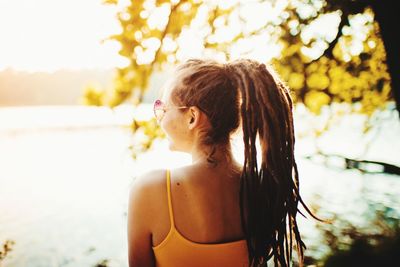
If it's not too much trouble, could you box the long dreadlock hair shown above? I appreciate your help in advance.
[170,58,319,267]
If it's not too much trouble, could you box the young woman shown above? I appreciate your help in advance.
[127,58,316,267]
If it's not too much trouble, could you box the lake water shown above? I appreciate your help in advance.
[0,103,399,266]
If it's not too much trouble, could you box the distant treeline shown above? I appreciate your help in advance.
[0,68,166,107]
[0,69,113,106]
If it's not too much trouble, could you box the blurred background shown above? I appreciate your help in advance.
[0,0,399,266]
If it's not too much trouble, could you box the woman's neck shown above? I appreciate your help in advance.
[190,142,238,168]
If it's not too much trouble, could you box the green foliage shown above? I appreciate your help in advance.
[93,0,394,156]
[106,0,203,107]
[323,235,400,267]
[272,6,391,116]
[81,85,106,106]
[128,118,166,159]
[313,210,400,267]
[102,0,117,5]
[0,240,15,264]
[93,259,110,267]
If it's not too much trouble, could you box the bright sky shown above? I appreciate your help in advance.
[0,0,125,72]
[0,0,348,73]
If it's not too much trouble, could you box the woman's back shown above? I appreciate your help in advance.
[151,165,249,267]
[128,58,314,267]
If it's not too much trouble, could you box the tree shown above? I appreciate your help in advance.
[87,0,396,158]
[324,0,399,118]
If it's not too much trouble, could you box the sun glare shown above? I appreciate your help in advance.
[0,0,125,72]
[0,0,338,72]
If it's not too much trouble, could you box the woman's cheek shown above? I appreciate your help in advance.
[160,116,170,133]
[161,116,175,140]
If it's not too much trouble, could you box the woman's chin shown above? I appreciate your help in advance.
[168,141,185,153]
[168,141,177,151]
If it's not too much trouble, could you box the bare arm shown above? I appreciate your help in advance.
[127,173,157,267]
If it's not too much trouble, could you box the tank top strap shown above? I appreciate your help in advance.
[166,169,175,228]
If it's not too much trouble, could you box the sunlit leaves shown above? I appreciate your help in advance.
[307,73,330,90]
[273,5,391,118]
[288,72,305,90]
[305,90,331,114]
[82,86,105,106]
[106,0,203,108]
[129,118,166,159]
[93,0,394,156]
[0,240,15,262]
[102,0,118,5]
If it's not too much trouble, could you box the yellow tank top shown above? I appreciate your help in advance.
[152,169,249,267]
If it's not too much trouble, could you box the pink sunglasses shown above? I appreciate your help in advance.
[153,99,188,122]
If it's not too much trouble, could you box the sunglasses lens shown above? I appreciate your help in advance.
[155,109,165,121]
[154,99,162,109]
[153,100,164,121]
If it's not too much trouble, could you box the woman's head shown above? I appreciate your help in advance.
[158,59,241,161]
[157,58,316,266]
[171,59,241,145]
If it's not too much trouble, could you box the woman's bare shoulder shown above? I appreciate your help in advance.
[129,169,168,202]
[127,169,169,228]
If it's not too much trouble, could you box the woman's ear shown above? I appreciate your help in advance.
[188,106,200,130]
